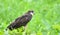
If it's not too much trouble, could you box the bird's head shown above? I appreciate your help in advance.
[27,10,34,16]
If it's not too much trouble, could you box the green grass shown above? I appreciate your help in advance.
[0,0,60,35]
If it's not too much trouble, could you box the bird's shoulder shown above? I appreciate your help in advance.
[15,15,28,22]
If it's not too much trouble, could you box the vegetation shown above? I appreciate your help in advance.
[0,0,60,35]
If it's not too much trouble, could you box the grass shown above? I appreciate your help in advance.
[0,0,60,35]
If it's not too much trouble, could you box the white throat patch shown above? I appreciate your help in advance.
[30,12,33,15]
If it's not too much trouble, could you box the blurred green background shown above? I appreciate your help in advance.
[0,0,60,35]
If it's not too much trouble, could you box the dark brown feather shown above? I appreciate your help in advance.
[7,10,34,30]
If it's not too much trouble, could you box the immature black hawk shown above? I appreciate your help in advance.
[6,10,34,30]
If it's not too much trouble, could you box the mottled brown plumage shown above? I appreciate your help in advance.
[6,10,34,30]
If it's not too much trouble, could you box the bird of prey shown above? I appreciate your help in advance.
[6,10,34,30]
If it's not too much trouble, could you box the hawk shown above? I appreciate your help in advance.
[6,10,34,30]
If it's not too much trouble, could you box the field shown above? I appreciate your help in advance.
[0,0,60,35]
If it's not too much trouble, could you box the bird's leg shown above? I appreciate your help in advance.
[24,25,27,30]
[17,26,25,32]
[21,26,25,32]
[22,25,28,35]
[21,25,27,32]
[17,28,20,32]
